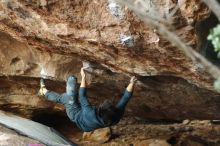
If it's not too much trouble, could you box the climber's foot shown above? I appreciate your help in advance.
[40,78,45,88]
[38,78,47,96]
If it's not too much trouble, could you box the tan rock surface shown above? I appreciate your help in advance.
[0,0,219,120]
[83,127,111,143]
[0,124,44,146]
[0,0,220,145]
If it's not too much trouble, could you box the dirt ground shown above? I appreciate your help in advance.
[59,117,220,146]
[1,117,220,146]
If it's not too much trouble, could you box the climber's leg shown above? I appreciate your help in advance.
[39,78,66,104]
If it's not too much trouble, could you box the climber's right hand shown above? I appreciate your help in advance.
[80,67,86,78]
[130,76,137,84]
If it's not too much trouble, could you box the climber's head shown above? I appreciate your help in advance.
[98,100,119,126]
[66,75,77,96]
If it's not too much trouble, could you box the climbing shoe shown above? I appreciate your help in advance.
[40,78,45,88]
[38,78,46,96]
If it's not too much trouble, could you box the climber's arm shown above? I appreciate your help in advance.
[79,68,91,107]
[80,67,86,88]
[116,76,137,110]
[126,77,136,92]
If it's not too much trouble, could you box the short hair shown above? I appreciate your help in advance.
[97,100,119,126]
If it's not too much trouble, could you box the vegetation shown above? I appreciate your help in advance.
[208,24,220,92]
[208,24,220,58]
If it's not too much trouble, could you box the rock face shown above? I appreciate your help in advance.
[82,127,111,143]
[0,0,219,121]
[0,124,44,146]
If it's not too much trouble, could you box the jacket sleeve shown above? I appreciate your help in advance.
[116,89,133,110]
[79,87,91,107]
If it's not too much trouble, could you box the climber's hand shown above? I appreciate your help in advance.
[80,67,86,78]
[130,76,137,84]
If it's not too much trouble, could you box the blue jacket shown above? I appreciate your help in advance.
[45,87,132,132]
[74,87,132,132]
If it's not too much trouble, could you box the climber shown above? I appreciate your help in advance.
[38,67,137,132]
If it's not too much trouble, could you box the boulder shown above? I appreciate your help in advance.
[82,127,112,143]
[0,0,219,122]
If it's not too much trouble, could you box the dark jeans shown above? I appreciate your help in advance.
[45,91,81,122]
[44,87,95,122]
